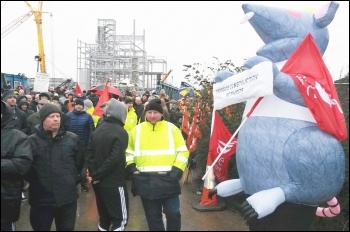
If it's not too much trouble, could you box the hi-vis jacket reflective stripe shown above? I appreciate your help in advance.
[126,120,189,172]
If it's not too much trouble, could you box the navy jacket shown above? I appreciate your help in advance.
[65,110,94,148]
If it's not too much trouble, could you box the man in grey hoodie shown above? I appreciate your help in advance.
[86,98,129,231]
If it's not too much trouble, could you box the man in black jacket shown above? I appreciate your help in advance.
[2,90,29,135]
[87,98,129,231]
[1,101,33,231]
[26,104,80,231]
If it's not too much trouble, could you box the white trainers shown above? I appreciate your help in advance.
[21,192,27,201]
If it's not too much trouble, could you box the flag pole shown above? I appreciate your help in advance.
[202,97,264,180]
[210,107,215,136]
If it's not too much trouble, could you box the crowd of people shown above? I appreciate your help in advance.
[1,86,189,231]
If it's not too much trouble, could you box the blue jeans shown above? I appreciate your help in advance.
[140,196,181,231]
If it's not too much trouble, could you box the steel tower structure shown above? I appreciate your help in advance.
[77,19,167,91]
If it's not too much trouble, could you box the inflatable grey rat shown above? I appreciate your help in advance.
[210,2,347,230]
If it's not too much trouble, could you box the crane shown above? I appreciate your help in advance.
[25,1,47,73]
[1,11,33,39]
[161,69,173,82]
[1,1,49,73]
[155,69,173,95]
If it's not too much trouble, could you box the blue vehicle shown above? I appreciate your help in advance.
[1,73,29,91]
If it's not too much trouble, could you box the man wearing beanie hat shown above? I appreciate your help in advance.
[83,99,99,127]
[2,89,16,102]
[66,96,94,193]
[138,98,165,123]
[125,97,189,231]
[74,98,85,107]
[145,98,163,114]
[39,103,62,123]
[27,102,80,231]
[2,89,29,134]
[86,98,129,231]
[83,99,93,111]
[1,100,33,231]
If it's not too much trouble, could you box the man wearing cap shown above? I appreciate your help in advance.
[126,98,190,231]
[26,103,80,231]
[1,101,33,231]
[2,89,29,135]
[65,98,94,192]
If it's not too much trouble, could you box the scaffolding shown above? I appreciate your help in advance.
[77,19,167,91]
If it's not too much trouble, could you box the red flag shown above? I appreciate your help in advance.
[75,82,83,96]
[209,111,237,182]
[181,106,190,135]
[93,84,110,117]
[281,34,347,141]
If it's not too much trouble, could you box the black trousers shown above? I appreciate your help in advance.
[77,148,88,187]
[30,202,77,231]
[140,196,181,231]
[1,221,16,231]
[93,184,129,231]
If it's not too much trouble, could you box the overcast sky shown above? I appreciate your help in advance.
[1,1,349,88]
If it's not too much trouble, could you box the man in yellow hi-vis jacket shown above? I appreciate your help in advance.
[126,98,189,231]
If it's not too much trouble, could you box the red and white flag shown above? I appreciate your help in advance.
[187,103,202,152]
[282,34,347,141]
[209,111,237,182]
